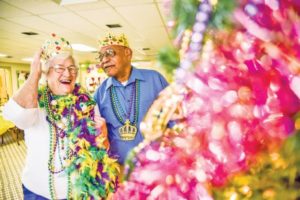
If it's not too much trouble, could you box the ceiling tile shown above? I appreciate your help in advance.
[116,3,164,29]
[156,2,170,24]
[64,0,109,11]
[41,12,103,40]
[76,7,130,31]
[0,33,44,48]
[2,0,68,15]
[0,19,46,45]
[0,19,32,33]
[6,16,69,36]
[0,1,31,18]
[141,26,171,48]
[0,38,39,57]
[105,0,153,6]
[0,0,171,64]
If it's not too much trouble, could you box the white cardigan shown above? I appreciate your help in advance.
[3,99,68,199]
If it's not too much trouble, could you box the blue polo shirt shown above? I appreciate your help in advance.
[94,67,168,164]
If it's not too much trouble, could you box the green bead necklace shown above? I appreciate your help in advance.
[43,87,72,200]
[110,80,140,140]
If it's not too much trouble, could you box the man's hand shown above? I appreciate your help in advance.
[95,115,110,150]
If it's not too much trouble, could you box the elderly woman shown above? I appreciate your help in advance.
[3,34,118,200]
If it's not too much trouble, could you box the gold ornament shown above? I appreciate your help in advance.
[119,119,137,140]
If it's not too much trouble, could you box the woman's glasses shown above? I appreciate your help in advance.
[96,48,116,62]
[51,65,78,75]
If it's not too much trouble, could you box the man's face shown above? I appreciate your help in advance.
[47,56,78,95]
[97,45,132,78]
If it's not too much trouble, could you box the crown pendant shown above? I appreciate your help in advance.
[119,119,137,141]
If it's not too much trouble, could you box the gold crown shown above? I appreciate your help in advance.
[119,119,137,141]
[98,33,130,49]
[41,33,73,62]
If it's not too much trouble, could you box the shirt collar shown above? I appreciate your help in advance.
[105,67,145,90]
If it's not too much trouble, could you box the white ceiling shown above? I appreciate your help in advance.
[0,0,171,64]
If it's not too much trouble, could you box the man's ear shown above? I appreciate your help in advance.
[124,47,132,57]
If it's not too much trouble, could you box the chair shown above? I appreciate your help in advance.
[0,115,20,145]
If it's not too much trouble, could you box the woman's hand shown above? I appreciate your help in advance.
[95,115,110,150]
[12,48,44,108]
[29,48,43,81]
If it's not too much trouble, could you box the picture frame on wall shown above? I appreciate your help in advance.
[16,70,29,88]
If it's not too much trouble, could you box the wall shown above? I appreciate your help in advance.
[0,62,30,99]
[132,60,172,82]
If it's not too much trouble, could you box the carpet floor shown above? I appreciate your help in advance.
[0,131,26,200]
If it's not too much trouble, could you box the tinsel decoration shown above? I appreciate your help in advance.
[213,131,300,199]
[113,0,300,199]
[157,46,180,74]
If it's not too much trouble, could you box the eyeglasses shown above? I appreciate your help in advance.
[51,65,78,75]
[96,48,116,62]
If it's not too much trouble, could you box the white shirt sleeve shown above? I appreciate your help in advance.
[2,98,39,129]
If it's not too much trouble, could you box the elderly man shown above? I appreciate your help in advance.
[94,33,169,166]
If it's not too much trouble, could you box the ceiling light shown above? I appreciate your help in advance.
[0,53,8,57]
[54,0,98,5]
[22,57,33,62]
[71,44,97,52]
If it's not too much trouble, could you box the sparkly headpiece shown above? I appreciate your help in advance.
[41,33,73,62]
[98,33,130,49]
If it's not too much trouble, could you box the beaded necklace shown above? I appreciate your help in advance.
[110,80,140,140]
[38,84,119,199]
[42,86,73,199]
